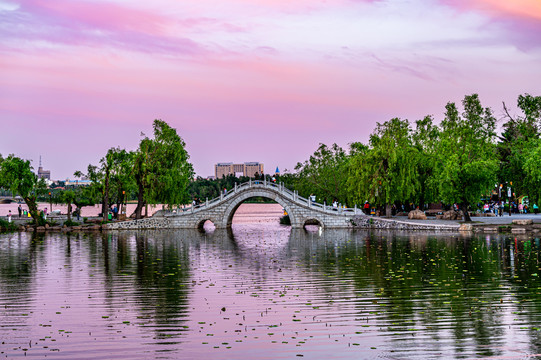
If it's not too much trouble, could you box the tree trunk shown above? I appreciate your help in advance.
[103,172,110,221]
[385,204,392,218]
[67,203,72,222]
[134,182,144,219]
[462,203,472,222]
[24,196,43,225]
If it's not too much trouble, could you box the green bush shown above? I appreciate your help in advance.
[0,218,18,232]
[279,215,291,225]
[83,217,88,223]
[63,220,79,227]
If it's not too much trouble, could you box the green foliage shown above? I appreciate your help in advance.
[0,218,18,232]
[279,215,291,225]
[293,143,351,205]
[0,155,37,199]
[134,119,194,218]
[436,94,498,218]
[76,147,134,218]
[412,115,440,207]
[523,139,541,205]
[348,118,419,210]
[0,155,46,225]
[63,219,79,227]
[498,93,541,202]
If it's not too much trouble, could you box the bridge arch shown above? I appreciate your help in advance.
[302,217,324,229]
[221,188,300,228]
[196,219,216,232]
[158,182,360,230]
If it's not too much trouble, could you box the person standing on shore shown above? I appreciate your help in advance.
[18,205,22,218]
[8,210,12,223]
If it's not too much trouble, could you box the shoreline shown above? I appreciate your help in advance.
[2,213,541,234]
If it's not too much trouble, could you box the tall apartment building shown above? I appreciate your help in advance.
[215,162,264,179]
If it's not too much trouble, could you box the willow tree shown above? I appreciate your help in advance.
[0,155,47,225]
[436,94,498,222]
[348,118,419,217]
[293,143,351,205]
[497,93,541,198]
[523,139,541,206]
[133,119,194,219]
[75,147,134,220]
[412,115,440,208]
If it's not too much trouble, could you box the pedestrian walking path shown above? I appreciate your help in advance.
[393,213,541,226]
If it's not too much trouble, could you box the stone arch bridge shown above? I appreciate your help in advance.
[108,181,363,230]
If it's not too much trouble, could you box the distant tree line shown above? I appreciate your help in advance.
[0,119,193,222]
[1,94,540,224]
[281,93,541,221]
[188,173,278,203]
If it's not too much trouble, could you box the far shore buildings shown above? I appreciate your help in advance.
[215,162,264,179]
[65,178,92,186]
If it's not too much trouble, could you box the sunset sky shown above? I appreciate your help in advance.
[1,0,540,179]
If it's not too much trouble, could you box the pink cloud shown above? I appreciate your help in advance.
[0,1,236,56]
[441,0,541,50]
[22,0,169,35]
[451,0,541,20]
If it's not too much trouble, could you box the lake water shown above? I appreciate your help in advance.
[1,204,541,359]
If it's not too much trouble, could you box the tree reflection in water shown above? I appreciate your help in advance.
[0,229,540,359]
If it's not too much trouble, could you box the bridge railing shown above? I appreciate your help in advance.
[167,180,361,216]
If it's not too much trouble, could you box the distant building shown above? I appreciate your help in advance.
[65,179,92,186]
[275,166,280,176]
[215,162,264,179]
[37,156,51,180]
[37,166,51,180]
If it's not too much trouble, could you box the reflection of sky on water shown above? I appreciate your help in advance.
[1,208,541,359]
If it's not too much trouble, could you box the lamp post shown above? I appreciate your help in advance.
[49,192,52,214]
[122,191,125,214]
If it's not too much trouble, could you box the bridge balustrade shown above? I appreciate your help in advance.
[169,181,359,216]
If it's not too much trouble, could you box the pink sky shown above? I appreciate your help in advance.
[1,0,540,179]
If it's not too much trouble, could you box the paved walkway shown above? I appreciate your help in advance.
[393,213,541,226]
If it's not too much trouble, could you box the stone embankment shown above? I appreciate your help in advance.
[350,215,459,231]
[3,211,540,234]
[350,212,541,234]
[476,219,541,235]
[105,217,170,230]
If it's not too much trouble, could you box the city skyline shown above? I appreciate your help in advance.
[1,0,540,179]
